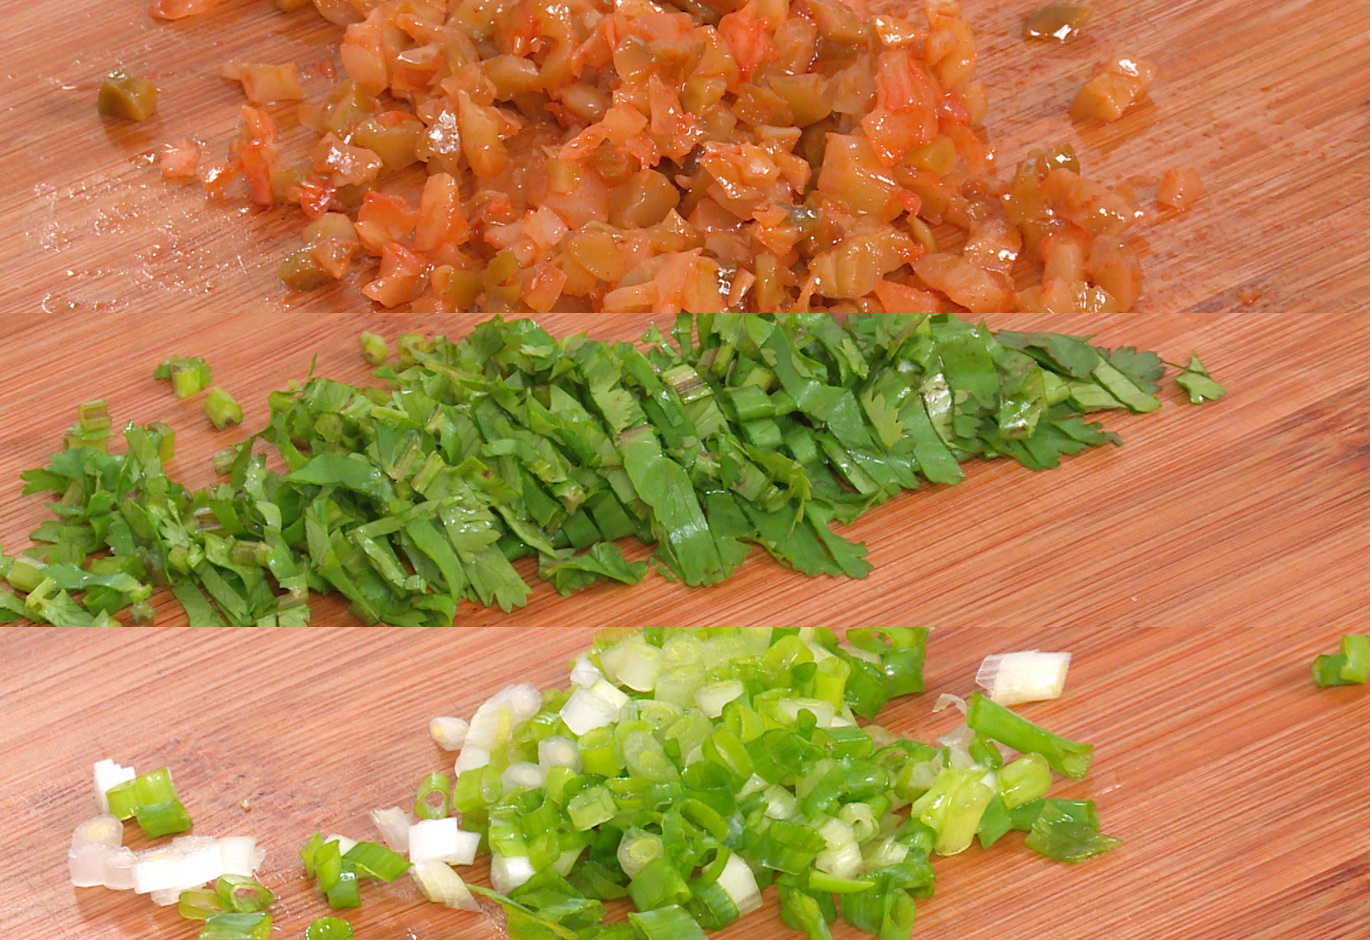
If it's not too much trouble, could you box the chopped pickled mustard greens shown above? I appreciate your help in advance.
[98,70,157,120]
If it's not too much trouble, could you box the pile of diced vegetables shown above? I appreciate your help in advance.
[0,312,1221,627]
[71,626,1122,940]
[134,0,1162,314]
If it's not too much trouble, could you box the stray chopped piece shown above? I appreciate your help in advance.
[159,139,202,180]
[148,0,225,20]
[1157,167,1205,211]
[98,71,157,121]
[1071,54,1157,122]
[1024,3,1092,42]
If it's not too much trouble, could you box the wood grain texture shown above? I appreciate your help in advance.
[2,309,1368,631]
[0,0,1368,314]
[1,0,1369,936]
[2,626,1368,940]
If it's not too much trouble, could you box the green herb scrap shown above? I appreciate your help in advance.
[439,627,1120,940]
[3,313,1186,626]
[1312,634,1370,688]
[155,356,214,399]
[1174,353,1225,404]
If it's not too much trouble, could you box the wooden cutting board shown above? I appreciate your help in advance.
[1,0,1369,936]
[2,625,1368,939]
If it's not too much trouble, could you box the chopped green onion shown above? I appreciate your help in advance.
[214,876,273,913]
[627,904,709,940]
[965,692,1093,779]
[326,866,360,908]
[975,794,1014,849]
[566,785,617,831]
[178,888,225,920]
[415,772,451,820]
[106,767,193,836]
[198,912,271,940]
[343,840,412,881]
[306,916,354,940]
[617,829,665,879]
[628,856,692,911]
[135,798,193,838]
[105,767,177,820]
[996,753,1053,809]
[1024,800,1122,863]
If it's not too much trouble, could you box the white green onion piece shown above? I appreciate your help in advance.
[568,655,602,688]
[132,836,225,899]
[410,862,479,911]
[452,745,491,776]
[407,818,479,866]
[324,834,358,856]
[598,634,662,692]
[536,735,582,772]
[217,837,264,878]
[500,761,547,792]
[815,839,864,880]
[558,688,619,736]
[715,852,763,917]
[103,847,137,891]
[429,717,470,751]
[93,760,136,814]
[976,650,1072,705]
[937,723,978,769]
[489,853,535,893]
[465,683,542,753]
[69,815,124,887]
[693,679,745,718]
[370,807,412,854]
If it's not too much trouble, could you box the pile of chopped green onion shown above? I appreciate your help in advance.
[382,626,1119,940]
[2,312,1217,627]
[69,627,1118,940]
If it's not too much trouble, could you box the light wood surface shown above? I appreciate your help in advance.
[2,626,1368,939]
[0,0,1368,314]
[2,0,1369,937]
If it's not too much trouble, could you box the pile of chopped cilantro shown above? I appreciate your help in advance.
[0,312,1219,626]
